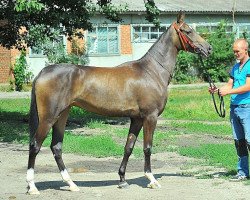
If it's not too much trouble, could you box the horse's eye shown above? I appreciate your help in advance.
[180,27,192,34]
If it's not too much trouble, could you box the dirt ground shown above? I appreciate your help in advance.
[1,142,250,200]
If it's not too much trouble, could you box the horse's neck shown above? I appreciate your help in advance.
[143,27,178,85]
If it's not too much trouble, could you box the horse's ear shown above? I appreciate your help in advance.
[177,11,185,23]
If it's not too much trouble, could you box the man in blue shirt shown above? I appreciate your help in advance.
[218,38,250,181]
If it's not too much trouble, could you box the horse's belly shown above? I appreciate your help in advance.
[72,96,140,117]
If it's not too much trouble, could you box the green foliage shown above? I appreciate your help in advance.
[23,24,89,65]
[144,0,161,28]
[24,24,60,48]
[201,22,235,82]
[14,0,44,13]
[43,38,89,65]
[97,2,128,22]
[13,50,33,91]
[173,52,200,84]
[173,21,235,83]
[0,0,153,49]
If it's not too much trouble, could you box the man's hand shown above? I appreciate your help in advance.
[219,87,229,96]
[208,86,218,94]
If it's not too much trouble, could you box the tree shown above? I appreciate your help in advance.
[0,0,161,49]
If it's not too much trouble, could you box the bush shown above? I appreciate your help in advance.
[13,50,31,91]
[173,51,200,84]
[12,50,34,91]
[43,38,89,65]
[201,21,235,82]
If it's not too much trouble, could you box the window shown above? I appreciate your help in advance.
[238,24,250,38]
[30,46,44,56]
[132,25,167,43]
[87,26,119,55]
[196,24,233,35]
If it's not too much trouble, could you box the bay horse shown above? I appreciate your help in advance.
[26,12,212,194]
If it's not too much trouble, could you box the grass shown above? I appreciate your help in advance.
[168,121,231,136]
[179,144,236,172]
[0,83,32,92]
[0,84,12,92]
[163,87,230,121]
[43,132,126,157]
[0,85,239,174]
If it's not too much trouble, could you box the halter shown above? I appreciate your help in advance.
[173,22,197,52]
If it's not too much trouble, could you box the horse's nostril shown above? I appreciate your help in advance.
[208,46,213,54]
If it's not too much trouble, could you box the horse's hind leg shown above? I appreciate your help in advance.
[143,115,161,189]
[118,117,143,188]
[27,122,52,195]
[50,107,79,192]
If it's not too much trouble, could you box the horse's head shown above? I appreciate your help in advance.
[172,12,212,57]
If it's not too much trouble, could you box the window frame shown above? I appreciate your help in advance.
[237,23,250,38]
[131,24,168,43]
[194,22,234,34]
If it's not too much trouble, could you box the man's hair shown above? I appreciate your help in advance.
[234,38,249,50]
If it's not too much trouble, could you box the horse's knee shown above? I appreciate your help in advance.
[50,142,63,159]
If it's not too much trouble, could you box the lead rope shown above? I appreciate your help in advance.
[199,55,226,118]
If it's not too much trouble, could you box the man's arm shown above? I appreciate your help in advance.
[219,77,250,96]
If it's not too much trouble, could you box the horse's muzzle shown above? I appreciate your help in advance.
[196,45,213,57]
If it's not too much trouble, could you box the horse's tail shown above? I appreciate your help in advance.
[29,81,39,143]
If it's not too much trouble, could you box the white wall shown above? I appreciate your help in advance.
[26,57,48,78]
[87,42,153,67]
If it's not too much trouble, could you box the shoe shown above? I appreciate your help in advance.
[229,174,248,182]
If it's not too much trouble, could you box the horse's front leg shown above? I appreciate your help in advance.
[118,118,143,188]
[143,115,161,189]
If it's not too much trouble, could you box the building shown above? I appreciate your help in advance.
[0,0,250,83]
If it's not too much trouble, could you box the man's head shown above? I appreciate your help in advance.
[233,39,249,62]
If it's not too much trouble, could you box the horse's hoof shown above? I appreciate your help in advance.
[27,188,40,195]
[69,185,80,192]
[118,181,129,189]
[147,181,161,189]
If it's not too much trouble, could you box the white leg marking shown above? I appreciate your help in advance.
[61,169,79,192]
[145,172,161,189]
[26,168,40,195]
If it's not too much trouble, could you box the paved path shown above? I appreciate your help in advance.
[0,91,30,99]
